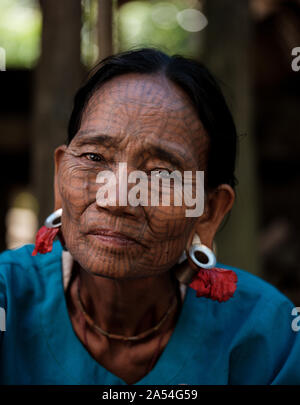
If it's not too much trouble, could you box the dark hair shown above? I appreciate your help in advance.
[67,47,238,190]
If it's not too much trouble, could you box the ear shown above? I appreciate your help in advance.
[54,145,67,211]
[191,184,235,249]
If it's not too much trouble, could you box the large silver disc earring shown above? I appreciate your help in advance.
[188,234,216,269]
[174,234,217,284]
[44,208,63,228]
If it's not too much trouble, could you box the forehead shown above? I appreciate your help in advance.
[81,72,204,133]
[84,72,196,114]
[76,73,208,165]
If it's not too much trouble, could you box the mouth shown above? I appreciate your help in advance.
[87,228,142,248]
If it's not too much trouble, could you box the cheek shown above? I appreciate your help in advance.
[143,205,195,265]
[58,162,98,228]
[145,206,187,238]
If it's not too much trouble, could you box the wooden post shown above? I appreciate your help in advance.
[203,0,261,275]
[97,0,117,60]
[31,0,83,226]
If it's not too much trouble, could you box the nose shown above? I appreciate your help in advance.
[95,162,143,217]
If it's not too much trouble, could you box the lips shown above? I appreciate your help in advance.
[87,228,141,246]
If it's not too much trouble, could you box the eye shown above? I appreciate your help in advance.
[82,153,103,162]
[151,169,172,178]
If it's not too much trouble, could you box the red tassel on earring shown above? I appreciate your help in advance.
[189,267,238,302]
[32,226,60,256]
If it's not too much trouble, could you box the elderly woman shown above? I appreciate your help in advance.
[1,48,300,386]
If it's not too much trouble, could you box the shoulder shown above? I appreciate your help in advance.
[217,262,294,310]
[0,239,63,270]
[187,262,296,354]
[207,262,296,335]
[0,241,63,308]
[208,263,300,384]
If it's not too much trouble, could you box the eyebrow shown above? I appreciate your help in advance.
[74,130,191,170]
[147,145,187,171]
[73,132,116,148]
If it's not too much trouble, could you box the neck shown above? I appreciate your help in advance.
[76,264,181,339]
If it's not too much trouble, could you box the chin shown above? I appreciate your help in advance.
[65,235,172,279]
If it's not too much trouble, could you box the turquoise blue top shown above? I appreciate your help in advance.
[1,240,300,385]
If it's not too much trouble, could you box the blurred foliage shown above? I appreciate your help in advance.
[81,0,98,67]
[0,0,41,68]
[117,0,204,58]
[0,0,204,68]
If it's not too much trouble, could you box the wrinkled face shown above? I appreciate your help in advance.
[55,73,209,278]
